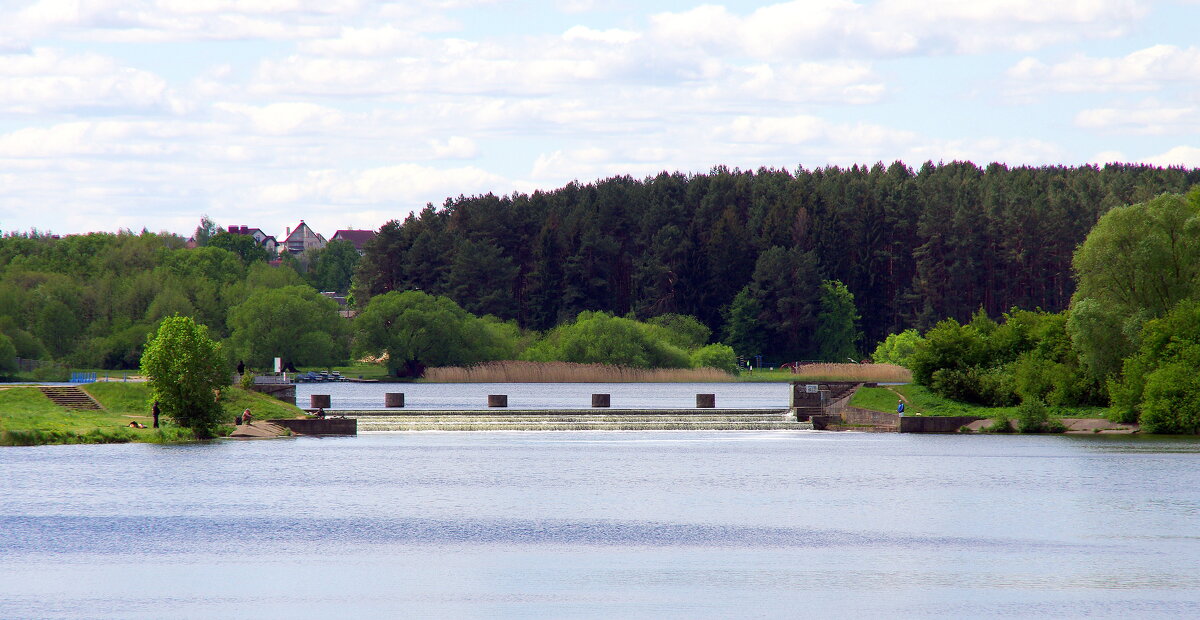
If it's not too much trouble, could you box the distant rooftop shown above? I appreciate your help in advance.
[330,229,376,251]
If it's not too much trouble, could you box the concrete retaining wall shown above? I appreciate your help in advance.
[842,406,899,427]
[899,416,985,433]
[251,383,296,406]
[268,418,356,435]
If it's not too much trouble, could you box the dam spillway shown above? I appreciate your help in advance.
[325,409,812,431]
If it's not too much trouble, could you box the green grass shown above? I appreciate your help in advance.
[218,387,305,421]
[733,368,803,382]
[86,382,153,414]
[326,363,394,381]
[0,383,305,446]
[850,384,1110,419]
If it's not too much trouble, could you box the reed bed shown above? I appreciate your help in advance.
[789,363,912,383]
[424,361,735,383]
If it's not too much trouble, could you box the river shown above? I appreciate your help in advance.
[2,432,1198,618]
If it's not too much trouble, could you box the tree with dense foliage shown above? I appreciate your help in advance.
[1108,301,1200,431]
[227,286,349,368]
[521,311,690,368]
[816,280,861,361]
[871,329,922,366]
[208,231,270,264]
[690,343,739,373]
[645,313,711,350]
[307,240,361,294]
[0,332,17,376]
[353,290,515,377]
[1067,191,1200,382]
[721,287,765,357]
[192,215,221,247]
[140,315,230,438]
[353,162,1200,360]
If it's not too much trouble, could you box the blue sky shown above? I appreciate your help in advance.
[1,0,1198,239]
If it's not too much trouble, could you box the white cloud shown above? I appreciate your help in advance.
[562,26,640,45]
[214,101,344,135]
[649,0,1144,59]
[1143,145,1200,167]
[429,136,478,159]
[0,48,174,114]
[1075,102,1199,135]
[1007,45,1200,94]
[257,163,509,206]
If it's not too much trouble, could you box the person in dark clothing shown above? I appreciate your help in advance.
[152,401,160,429]
[237,360,245,375]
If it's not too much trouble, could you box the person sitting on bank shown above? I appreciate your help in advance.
[241,409,253,424]
[128,420,146,428]
[315,408,326,419]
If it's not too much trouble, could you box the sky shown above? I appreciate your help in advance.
[1,0,1199,239]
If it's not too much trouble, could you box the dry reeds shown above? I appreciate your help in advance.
[424,361,735,383]
[789,363,911,383]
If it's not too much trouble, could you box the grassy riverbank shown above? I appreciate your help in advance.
[0,383,305,446]
[850,384,1108,419]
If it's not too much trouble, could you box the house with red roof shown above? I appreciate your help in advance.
[281,220,326,255]
[227,225,278,254]
[329,229,376,255]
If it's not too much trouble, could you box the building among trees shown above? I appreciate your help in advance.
[226,225,278,254]
[330,229,376,255]
[281,220,326,255]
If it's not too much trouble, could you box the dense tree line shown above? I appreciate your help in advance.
[0,227,359,373]
[875,188,1200,433]
[354,162,1200,362]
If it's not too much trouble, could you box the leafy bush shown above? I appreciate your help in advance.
[523,312,690,369]
[930,366,1017,407]
[1016,397,1065,433]
[985,413,1014,433]
[31,365,69,381]
[871,329,922,367]
[689,343,739,374]
[908,318,988,386]
[1108,301,1200,431]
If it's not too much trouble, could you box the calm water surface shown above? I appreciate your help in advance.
[2,432,1199,618]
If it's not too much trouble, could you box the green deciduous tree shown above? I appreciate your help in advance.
[721,286,765,357]
[308,240,360,294]
[690,343,738,374]
[192,215,221,247]
[140,315,230,438]
[208,231,270,264]
[522,311,690,368]
[1068,192,1200,381]
[646,313,711,350]
[353,290,514,377]
[816,279,861,361]
[0,332,17,375]
[227,286,349,368]
[1108,300,1200,431]
[871,329,922,366]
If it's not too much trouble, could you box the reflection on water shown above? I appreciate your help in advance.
[2,432,1199,619]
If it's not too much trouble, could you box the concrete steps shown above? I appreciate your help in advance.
[342,409,813,431]
[39,386,101,410]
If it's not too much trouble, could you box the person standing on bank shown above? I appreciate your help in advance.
[897,400,905,416]
[152,401,160,428]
